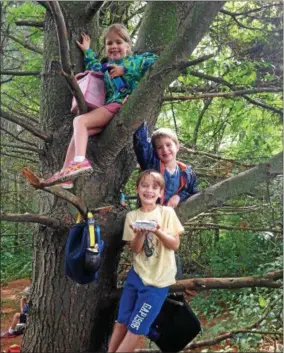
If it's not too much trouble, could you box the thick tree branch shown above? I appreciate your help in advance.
[177,151,283,222]
[84,1,104,20]
[15,20,44,28]
[111,271,282,303]
[185,222,282,234]
[0,109,50,141]
[170,271,282,293]
[48,1,88,114]
[8,34,43,55]
[163,87,282,101]
[0,212,61,229]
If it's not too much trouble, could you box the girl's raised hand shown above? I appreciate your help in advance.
[76,32,91,52]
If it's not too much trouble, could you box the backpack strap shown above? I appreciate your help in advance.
[87,211,96,248]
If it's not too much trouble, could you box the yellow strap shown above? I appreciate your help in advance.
[87,211,95,248]
[76,213,83,224]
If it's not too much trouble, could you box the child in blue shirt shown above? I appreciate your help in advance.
[134,122,198,208]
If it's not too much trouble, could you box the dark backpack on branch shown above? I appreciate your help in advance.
[64,212,105,284]
[147,293,201,352]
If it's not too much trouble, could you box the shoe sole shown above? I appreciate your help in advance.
[60,166,93,182]
[60,185,74,189]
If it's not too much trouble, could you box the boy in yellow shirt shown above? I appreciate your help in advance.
[108,170,184,352]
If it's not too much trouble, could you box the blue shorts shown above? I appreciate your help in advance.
[117,267,169,335]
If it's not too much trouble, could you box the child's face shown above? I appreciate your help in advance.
[105,31,130,61]
[136,175,163,207]
[155,136,179,164]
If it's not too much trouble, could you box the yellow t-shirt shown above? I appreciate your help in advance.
[123,205,184,287]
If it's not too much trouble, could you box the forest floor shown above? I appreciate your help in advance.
[0,280,280,353]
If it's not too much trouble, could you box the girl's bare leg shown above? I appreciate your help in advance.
[62,127,103,169]
[73,107,114,158]
[108,322,127,352]
[63,135,75,169]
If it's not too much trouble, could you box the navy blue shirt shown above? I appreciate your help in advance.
[164,167,181,203]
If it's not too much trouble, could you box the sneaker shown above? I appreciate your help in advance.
[1,330,15,338]
[57,181,74,189]
[51,159,93,182]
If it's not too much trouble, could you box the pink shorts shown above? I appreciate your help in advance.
[104,102,122,114]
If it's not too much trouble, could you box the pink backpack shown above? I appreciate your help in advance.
[71,71,106,114]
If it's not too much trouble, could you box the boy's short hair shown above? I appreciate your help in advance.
[136,170,165,190]
[151,128,179,148]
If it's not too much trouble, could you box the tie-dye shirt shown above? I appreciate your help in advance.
[84,49,158,104]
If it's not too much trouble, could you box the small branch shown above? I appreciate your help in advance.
[220,9,264,30]
[170,271,283,293]
[48,1,88,114]
[124,4,146,24]
[0,71,41,76]
[1,143,39,153]
[15,20,44,28]
[163,87,282,101]
[189,70,283,118]
[0,127,38,147]
[186,299,279,350]
[243,95,283,117]
[178,53,215,70]
[1,152,38,164]
[8,34,43,55]
[36,1,50,11]
[1,102,39,124]
[44,186,87,216]
[180,146,256,167]
[84,1,104,20]
[184,222,282,233]
[220,3,283,17]
[192,98,212,146]
[0,109,50,141]
[0,212,61,229]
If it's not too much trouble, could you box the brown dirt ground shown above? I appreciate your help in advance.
[2,280,279,352]
[1,279,31,353]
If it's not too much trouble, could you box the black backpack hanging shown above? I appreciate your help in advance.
[148,293,201,352]
[64,212,105,284]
